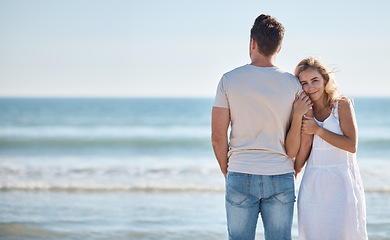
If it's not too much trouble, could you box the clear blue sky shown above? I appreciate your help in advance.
[1,0,389,97]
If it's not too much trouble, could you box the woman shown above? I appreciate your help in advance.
[286,57,368,239]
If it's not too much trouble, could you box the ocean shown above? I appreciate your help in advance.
[0,98,389,240]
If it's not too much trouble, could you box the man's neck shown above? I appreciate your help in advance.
[250,54,277,68]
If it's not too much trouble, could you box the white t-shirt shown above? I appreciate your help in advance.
[214,64,302,175]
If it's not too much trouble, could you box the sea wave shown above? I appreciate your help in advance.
[0,165,219,177]
[1,182,389,194]
[0,125,209,139]
[0,125,214,149]
[359,138,390,148]
[364,187,390,193]
[0,183,225,193]
[0,137,211,148]
[1,135,388,150]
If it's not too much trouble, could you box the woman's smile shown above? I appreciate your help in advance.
[308,90,319,97]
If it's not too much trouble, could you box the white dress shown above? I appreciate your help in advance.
[298,102,368,240]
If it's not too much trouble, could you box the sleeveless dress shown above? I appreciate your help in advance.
[298,102,368,240]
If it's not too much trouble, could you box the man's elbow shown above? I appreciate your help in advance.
[286,148,297,159]
[287,153,296,159]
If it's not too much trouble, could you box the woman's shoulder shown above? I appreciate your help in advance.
[336,96,354,118]
[337,96,353,109]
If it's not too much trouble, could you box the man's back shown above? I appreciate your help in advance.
[211,14,306,240]
[214,64,301,175]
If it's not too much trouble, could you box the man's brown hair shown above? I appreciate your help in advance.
[250,14,285,56]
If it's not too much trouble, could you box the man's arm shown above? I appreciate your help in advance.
[285,93,312,158]
[211,107,230,177]
[294,109,314,176]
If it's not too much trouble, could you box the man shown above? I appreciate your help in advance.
[211,14,312,240]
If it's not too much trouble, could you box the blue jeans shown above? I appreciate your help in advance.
[225,172,295,240]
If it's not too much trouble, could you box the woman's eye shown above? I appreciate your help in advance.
[301,82,307,85]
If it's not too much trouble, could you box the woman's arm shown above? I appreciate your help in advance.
[285,93,312,158]
[302,98,358,153]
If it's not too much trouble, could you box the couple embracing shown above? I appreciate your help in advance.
[211,14,368,240]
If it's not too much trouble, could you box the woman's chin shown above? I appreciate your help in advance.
[308,94,320,102]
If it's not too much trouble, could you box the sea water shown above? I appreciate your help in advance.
[0,98,389,240]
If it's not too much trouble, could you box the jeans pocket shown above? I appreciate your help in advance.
[271,172,295,204]
[226,172,251,206]
[273,189,296,204]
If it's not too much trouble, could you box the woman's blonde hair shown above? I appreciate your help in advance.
[294,57,340,112]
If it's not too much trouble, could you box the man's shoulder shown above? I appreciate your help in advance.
[223,64,251,78]
[274,67,301,87]
[224,65,295,77]
[274,67,297,79]
[222,64,300,86]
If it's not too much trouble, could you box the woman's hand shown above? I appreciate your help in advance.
[302,115,320,135]
[293,92,313,117]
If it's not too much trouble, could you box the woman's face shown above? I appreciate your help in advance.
[298,68,327,102]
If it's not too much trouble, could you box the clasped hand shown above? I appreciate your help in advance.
[302,115,319,135]
[293,92,319,135]
[293,92,312,117]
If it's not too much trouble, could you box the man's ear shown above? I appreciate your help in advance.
[277,44,282,53]
[250,38,257,50]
